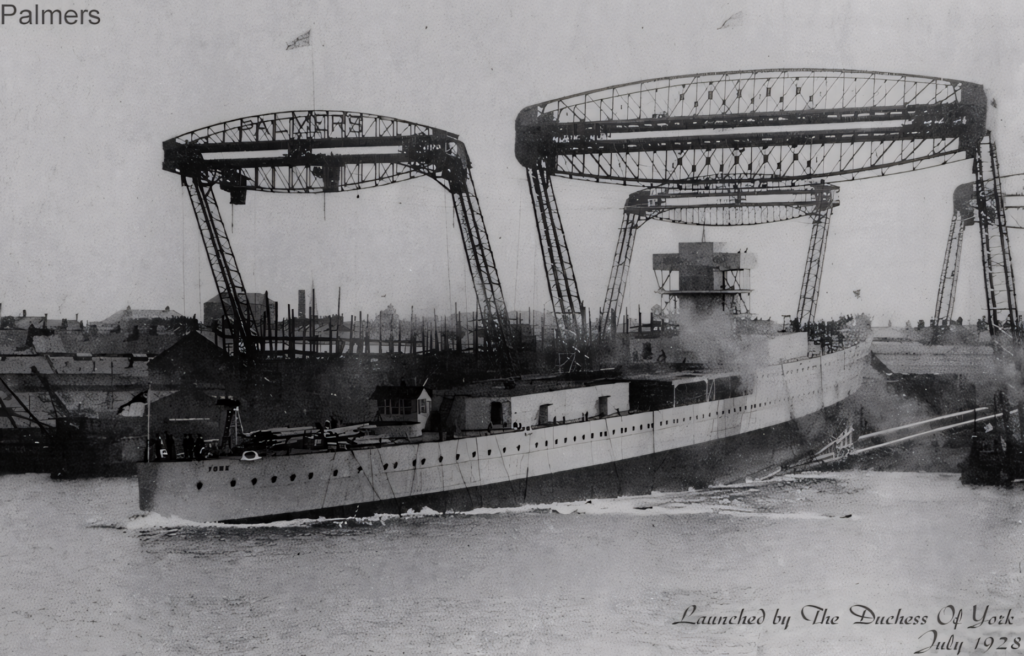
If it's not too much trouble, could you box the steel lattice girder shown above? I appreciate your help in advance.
[435,157,520,374]
[185,178,262,358]
[600,184,838,333]
[164,111,455,193]
[973,135,1019,339]
[623,183,838,225]
[515,69,987,186]
[933,183,975,325]
[795,199,835,328]
[164,111,517,369]
[527,165,582,338]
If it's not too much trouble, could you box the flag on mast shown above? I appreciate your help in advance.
[286,29,311,50]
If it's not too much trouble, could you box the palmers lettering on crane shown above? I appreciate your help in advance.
[0,5,100,25]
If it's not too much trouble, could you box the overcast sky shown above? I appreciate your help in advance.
[1,0,1023,326]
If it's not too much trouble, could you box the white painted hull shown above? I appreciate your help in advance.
[138,340,870,522]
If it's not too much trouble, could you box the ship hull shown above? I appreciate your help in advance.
[138,340,869,523]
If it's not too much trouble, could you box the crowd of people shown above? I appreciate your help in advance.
[791,315,856,353]
[148,432,213,461]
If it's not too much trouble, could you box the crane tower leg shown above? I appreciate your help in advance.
[795,194,835,328]
[443,169,519,374]
[974,134,1020,342]
[933,207,967,326]
[526,164,584,370]
[600,212,647,335]
[184,177,261,358]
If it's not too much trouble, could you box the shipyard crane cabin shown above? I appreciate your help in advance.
[515,69,1016,367]
[162,110,518,373]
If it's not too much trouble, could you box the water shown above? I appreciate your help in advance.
[1,472,1021,655]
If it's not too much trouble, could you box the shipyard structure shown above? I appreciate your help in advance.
[7,69,1020,503]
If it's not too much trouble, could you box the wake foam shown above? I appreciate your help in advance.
[114,474,851,529]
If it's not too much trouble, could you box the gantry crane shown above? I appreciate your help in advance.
[163,111,518,373]
[604,184,837,333]
[515,69,1009,368]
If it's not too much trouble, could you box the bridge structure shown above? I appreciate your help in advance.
[163,110,517,372]
[515,68,1012,369]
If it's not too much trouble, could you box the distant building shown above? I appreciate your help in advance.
[203,293,276,327]
[4,310,83,331]
[98,305,182,331]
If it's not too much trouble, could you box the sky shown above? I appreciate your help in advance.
[1,0,1023,327]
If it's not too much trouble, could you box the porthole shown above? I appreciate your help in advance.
[456,454,461,460]
[502,447,506,453]
[545,441,548,446]
[308,472,314,479]
[393,462,397,469]
[230,479,236,487]
[420,458,426,465]
[290,474,296,481]
[357,466,363,473]
[472,452,476,457]
[333,470,338,477]
[271,476,277,483]
[535,443,538,448]
[439,456,444,463]
[251,478,258,486]
[516,445,520,451]
[384,463,389,470]
[487,450,491,456]
[196,482,203,490]
[573,436,576,442]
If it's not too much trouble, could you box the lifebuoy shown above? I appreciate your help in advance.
[240,451,261,461]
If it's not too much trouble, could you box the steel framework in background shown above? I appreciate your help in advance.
[526,163,585,370]
[163,111,517,372]
[794,190,837,328]
[421,139,519,374]
[603,184,839,333]
[516,69,993,369]
[184,178,261,358]
[933,183,976,325]
[973,133,1019,340]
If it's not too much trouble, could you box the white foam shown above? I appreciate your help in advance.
[119,477,850,528]
[124,513,330,530]
[122,505,451,531]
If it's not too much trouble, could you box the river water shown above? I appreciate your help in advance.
[1,471,1022,655]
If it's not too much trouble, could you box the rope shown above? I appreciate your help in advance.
[181,187,186,314]
[309,30,316,110]
[445,194,453,313]
[513,194,522,308]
